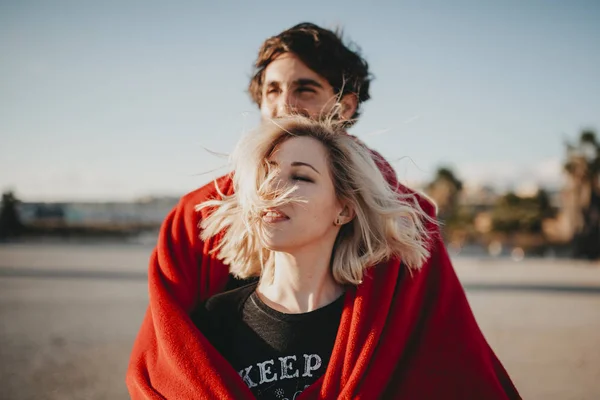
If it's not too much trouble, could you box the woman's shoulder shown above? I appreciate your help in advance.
[192,281,258,338]
[203,281,258,314]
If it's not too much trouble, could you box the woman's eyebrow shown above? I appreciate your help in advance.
[266,160,320,175]
[291,161,320,175]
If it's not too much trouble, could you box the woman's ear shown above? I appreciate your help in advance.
[337,203,356,225]
[339,93,358,121]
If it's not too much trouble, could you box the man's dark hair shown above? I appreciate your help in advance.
[248,22,372,124]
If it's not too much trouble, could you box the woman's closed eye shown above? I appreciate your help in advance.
[292,175,313,183]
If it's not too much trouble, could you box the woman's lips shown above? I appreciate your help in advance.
[262,209,290,223]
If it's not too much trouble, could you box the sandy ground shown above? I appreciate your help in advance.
[0,243,599,399]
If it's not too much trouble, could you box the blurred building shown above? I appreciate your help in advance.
[459,184,499,211]
[17,196,179,227]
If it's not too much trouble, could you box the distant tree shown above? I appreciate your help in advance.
[564,129,600,259]
[491,189,554,234]
[0,191,23,239]
[426,167,463,221]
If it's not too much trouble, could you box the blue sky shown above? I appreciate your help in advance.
[1,1,599,201]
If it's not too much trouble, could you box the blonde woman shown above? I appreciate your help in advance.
[190,116,520,400]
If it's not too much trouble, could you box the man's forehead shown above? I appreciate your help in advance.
[262,53,329,87]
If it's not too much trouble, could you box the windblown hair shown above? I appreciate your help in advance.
[197,116,434,285]
[248,22,372,125]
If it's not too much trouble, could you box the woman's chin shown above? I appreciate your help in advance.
[263,242,288,252]
[262,239,300,253]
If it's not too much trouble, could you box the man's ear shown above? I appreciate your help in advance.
[339,93,358,121]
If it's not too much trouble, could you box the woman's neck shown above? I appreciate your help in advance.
[257,249,344,314]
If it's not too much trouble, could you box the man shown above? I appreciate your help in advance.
[248,23,368,123]
[126,23,519,399]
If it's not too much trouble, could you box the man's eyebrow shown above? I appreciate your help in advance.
[294,78,324,89]
[264,81,280,88]
[264,79,324,90]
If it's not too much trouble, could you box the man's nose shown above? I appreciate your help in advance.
[274,91,297,117]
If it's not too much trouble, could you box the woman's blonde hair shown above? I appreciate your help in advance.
[197,116,435,285]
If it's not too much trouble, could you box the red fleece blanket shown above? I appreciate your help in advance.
[126,150,520,399]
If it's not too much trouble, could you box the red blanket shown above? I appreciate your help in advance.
[126,150,520,399]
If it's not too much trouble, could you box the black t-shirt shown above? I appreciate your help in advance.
[192,282,345,399]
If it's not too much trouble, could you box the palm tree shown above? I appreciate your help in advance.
[426,167,463,222]
[563,130,600,259]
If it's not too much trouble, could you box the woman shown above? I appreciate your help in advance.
[190,116,520,399]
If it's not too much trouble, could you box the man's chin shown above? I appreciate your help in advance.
[262,109,332,121]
